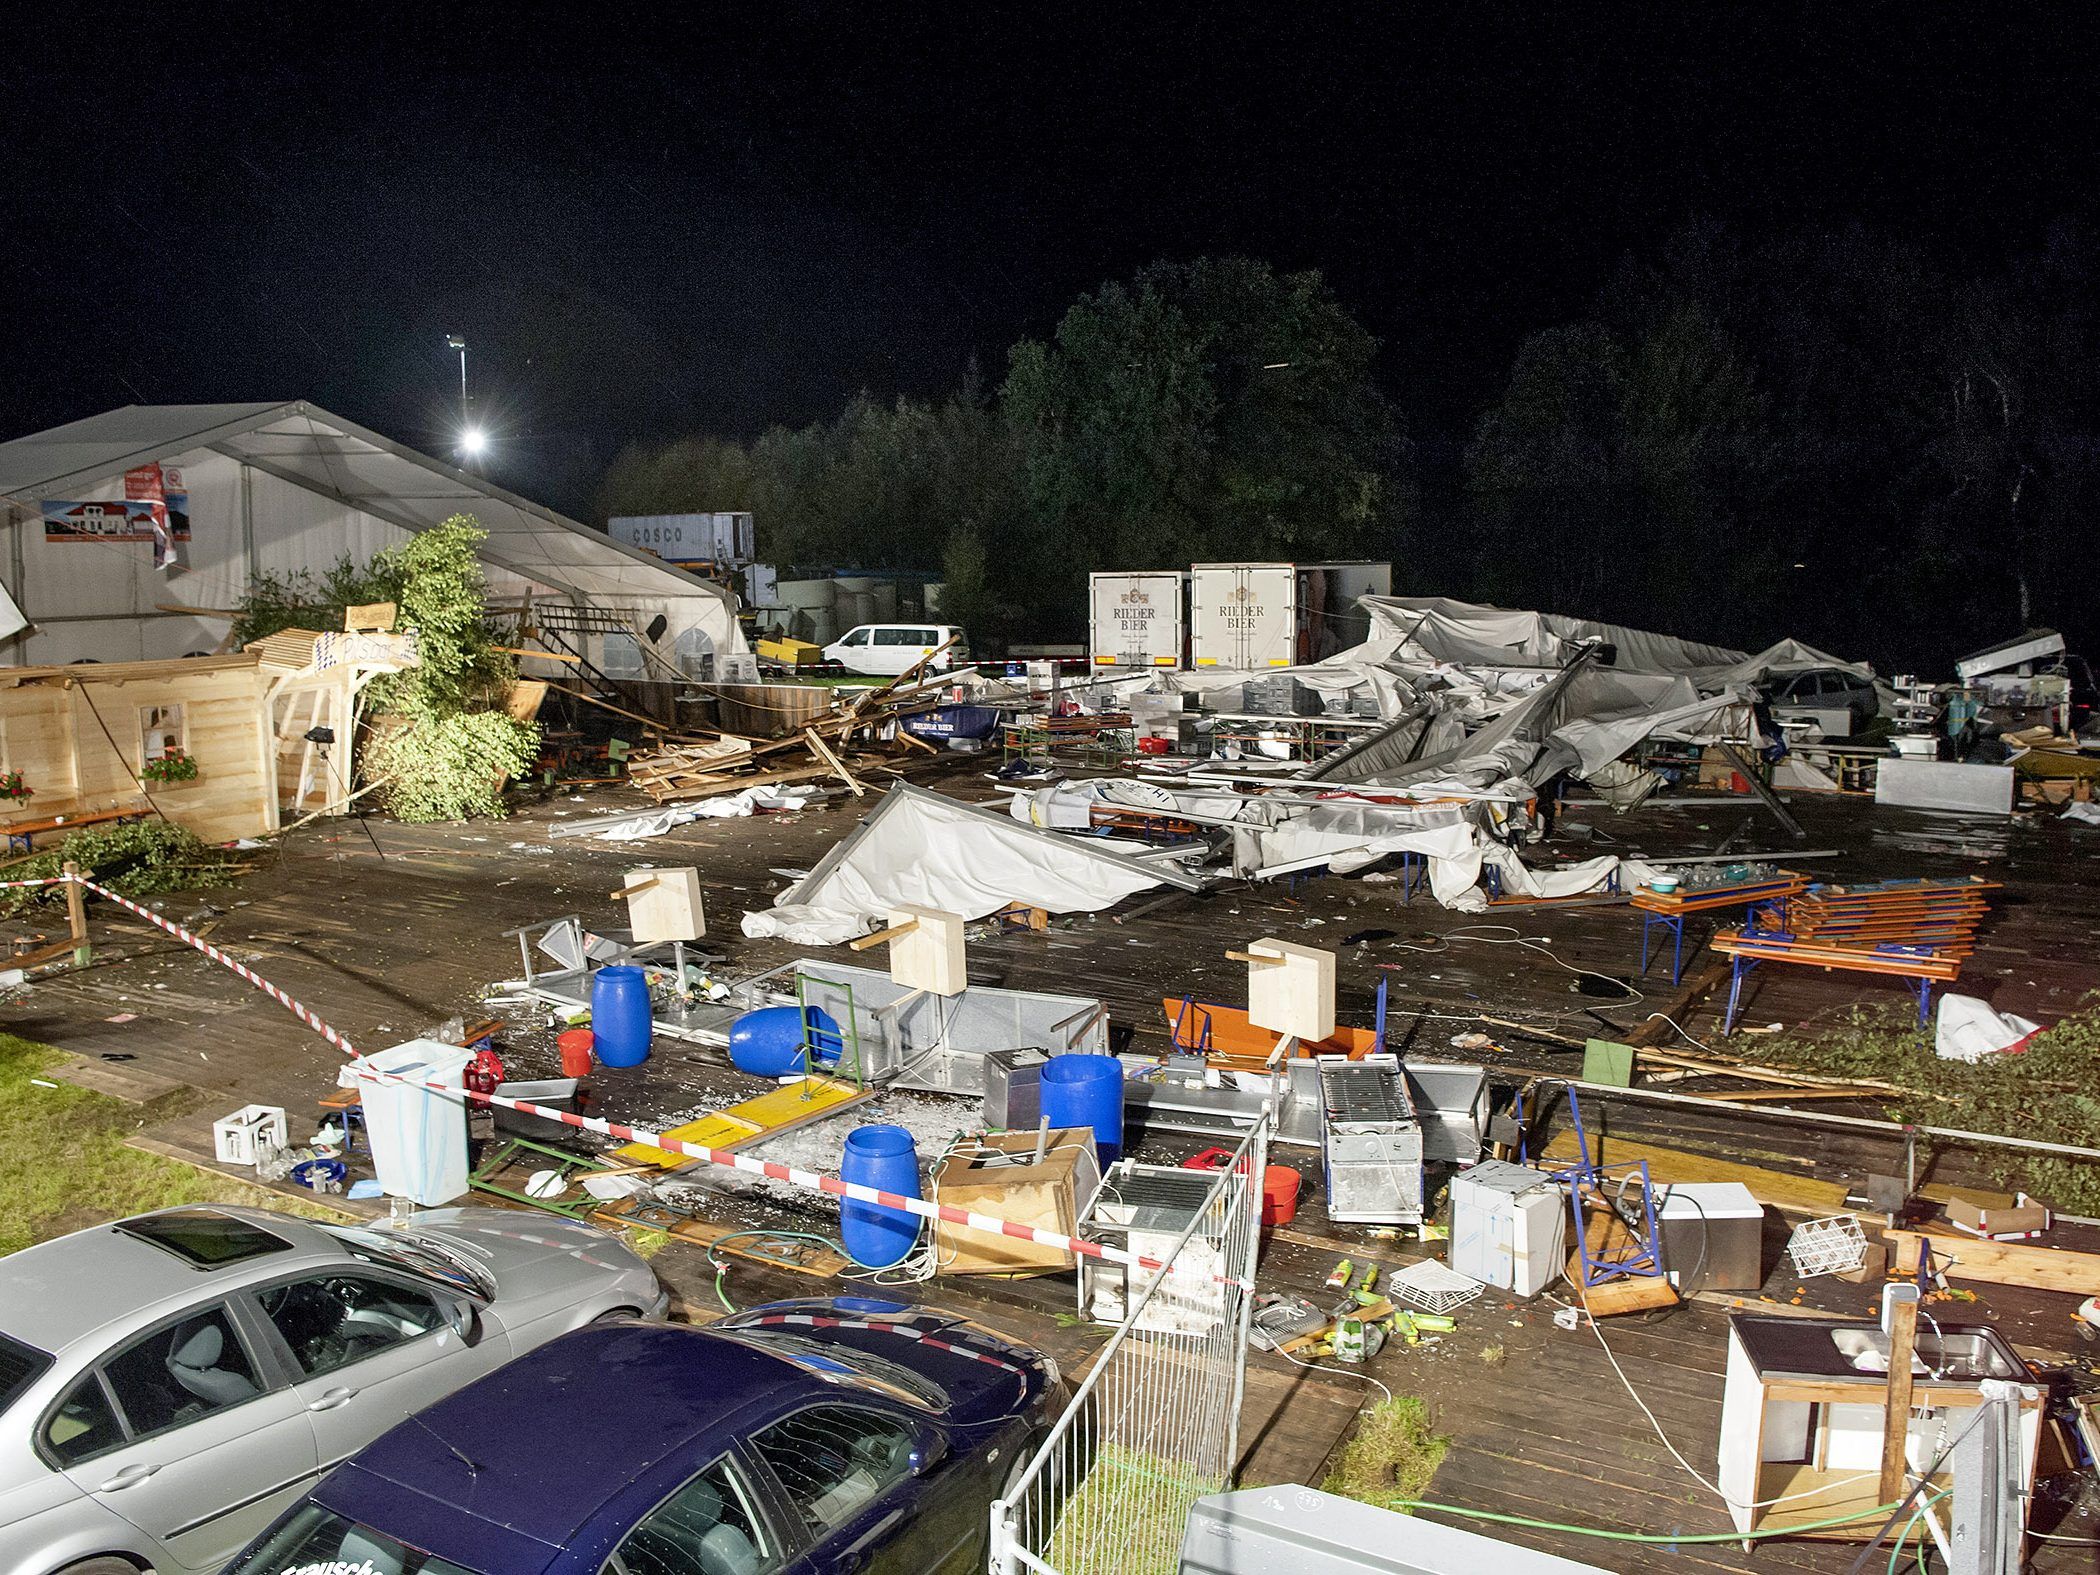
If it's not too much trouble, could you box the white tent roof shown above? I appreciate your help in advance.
[0,402,739,618]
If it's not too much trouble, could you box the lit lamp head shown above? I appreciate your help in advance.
[459,427,488,458]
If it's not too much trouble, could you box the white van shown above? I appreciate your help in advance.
[823,622,968,676]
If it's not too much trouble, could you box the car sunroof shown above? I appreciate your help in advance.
[115,1210,294,1268]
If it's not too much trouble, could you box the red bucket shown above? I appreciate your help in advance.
[1136,735,1171,755]
[1261,1166,1301,1227]
[557,1028,596,1079]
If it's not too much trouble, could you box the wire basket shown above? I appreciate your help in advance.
[1785,1214,1868,1278]
[1386,1258,1486,1314]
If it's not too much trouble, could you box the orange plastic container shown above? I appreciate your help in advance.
[556,1028,595,1079]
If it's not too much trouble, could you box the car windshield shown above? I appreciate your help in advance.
[721,1326,948,1411]
[321,1225,494,1300]
[0,1333,49,1419]
[223,1503,479,1575]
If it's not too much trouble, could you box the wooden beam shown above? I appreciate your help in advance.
[495,644,583,665]
[60,859,89,967]
[848,918,920,953]
[1879,1295,1920,1507]
[803,727,865,797]
[1888,1227,2100,1295]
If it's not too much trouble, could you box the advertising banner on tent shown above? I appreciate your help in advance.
[125,462,186,570]
[42,466,191,562]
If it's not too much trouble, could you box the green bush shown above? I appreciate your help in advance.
[363,710,541,823]
[229,555,406,648]
[0,820,239,917]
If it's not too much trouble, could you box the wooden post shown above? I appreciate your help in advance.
[1878,1294,1920,1508]
[61,859,89,966]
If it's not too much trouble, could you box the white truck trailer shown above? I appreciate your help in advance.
[1189,560,1392,669]
[1087,570,1189,670]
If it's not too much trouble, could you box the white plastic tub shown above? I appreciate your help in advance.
[341,1039,474,1206]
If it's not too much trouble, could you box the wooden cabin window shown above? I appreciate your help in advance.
[139,703,187,765]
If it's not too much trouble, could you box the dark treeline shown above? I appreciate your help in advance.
[600,229,2100,674]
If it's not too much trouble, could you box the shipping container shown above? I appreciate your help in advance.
[1087,570,1189,669]
[608,511,755,565]
[1188,560,1393,669]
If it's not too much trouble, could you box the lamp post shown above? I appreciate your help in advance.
[446,334,484,462]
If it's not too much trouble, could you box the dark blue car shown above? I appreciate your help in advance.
[219,1298,1062,1575]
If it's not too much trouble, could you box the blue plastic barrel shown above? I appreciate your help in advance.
[1042,1053,1125,1165]
[728,1005,844,1077]
[590,966,653,1068]
[839,1124,922,1270]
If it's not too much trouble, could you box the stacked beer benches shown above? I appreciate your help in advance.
[1711,877,1999,1033]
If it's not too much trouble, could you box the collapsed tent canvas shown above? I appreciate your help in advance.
[741,783,1202,946]
[1359,594,1873,688]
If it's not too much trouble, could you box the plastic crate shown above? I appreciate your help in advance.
[1785,1214,1868,1278]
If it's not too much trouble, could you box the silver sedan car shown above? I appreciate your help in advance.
[0,1204,668,1575]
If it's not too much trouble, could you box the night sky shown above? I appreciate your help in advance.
[4,4,2096,515]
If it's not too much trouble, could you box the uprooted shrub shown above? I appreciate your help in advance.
[0,821,241,918]
[1761,998,2100,1215]
[358,516,539,823]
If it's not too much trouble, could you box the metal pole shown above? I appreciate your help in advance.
[1528,1069,2100,1164]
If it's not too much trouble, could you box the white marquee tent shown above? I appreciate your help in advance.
[0,402,747,670]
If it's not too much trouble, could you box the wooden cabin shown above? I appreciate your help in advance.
[0,655,279,843]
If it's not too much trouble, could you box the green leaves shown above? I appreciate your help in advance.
[364,710,541,823]
[0,821,238,917]
[361,515,540,822]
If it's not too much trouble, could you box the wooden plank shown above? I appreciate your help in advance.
[1887,1228,2100,1295]
[1879,1294,1919,1505]
[803,727,865,797]
[1538,1130,1851,1216]
[588,1199,853,1277]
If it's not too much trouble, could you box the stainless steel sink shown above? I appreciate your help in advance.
[1916,1331,2024,1380]
[1829,1325,2023,1380]
[1831,1328,1924,1375]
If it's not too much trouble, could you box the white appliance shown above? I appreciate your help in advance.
[1449,1160,1567,1297]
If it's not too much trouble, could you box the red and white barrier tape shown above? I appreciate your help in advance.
[733,1312,1032,1377]
[42,874,1242,1288]
[71,875,358,1054]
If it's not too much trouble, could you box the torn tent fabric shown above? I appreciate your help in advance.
[741,785,1193,946]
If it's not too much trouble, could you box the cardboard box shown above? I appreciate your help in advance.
[1945,1189,2051,1238]
[932,1127,1101,1275]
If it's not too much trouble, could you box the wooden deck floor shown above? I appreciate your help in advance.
[8,766,2100,1570]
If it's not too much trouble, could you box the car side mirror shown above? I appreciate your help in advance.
[448,1299,483,1347]
[910,1428,949,1476]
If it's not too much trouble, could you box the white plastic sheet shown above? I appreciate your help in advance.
[1934,993,2042,1063]
[742,786,1189,945]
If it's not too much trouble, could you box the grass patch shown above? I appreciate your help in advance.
[1322,1395,1452,1508]
[1040,1444,1210,1575]
[1758,998,2100,1214]
[0,1033,337,1256]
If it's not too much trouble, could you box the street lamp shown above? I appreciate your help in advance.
[445,334,479,462]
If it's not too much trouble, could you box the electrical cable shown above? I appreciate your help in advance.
[1267,1337,1393,1406]
[1586,1312,1886,1511]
